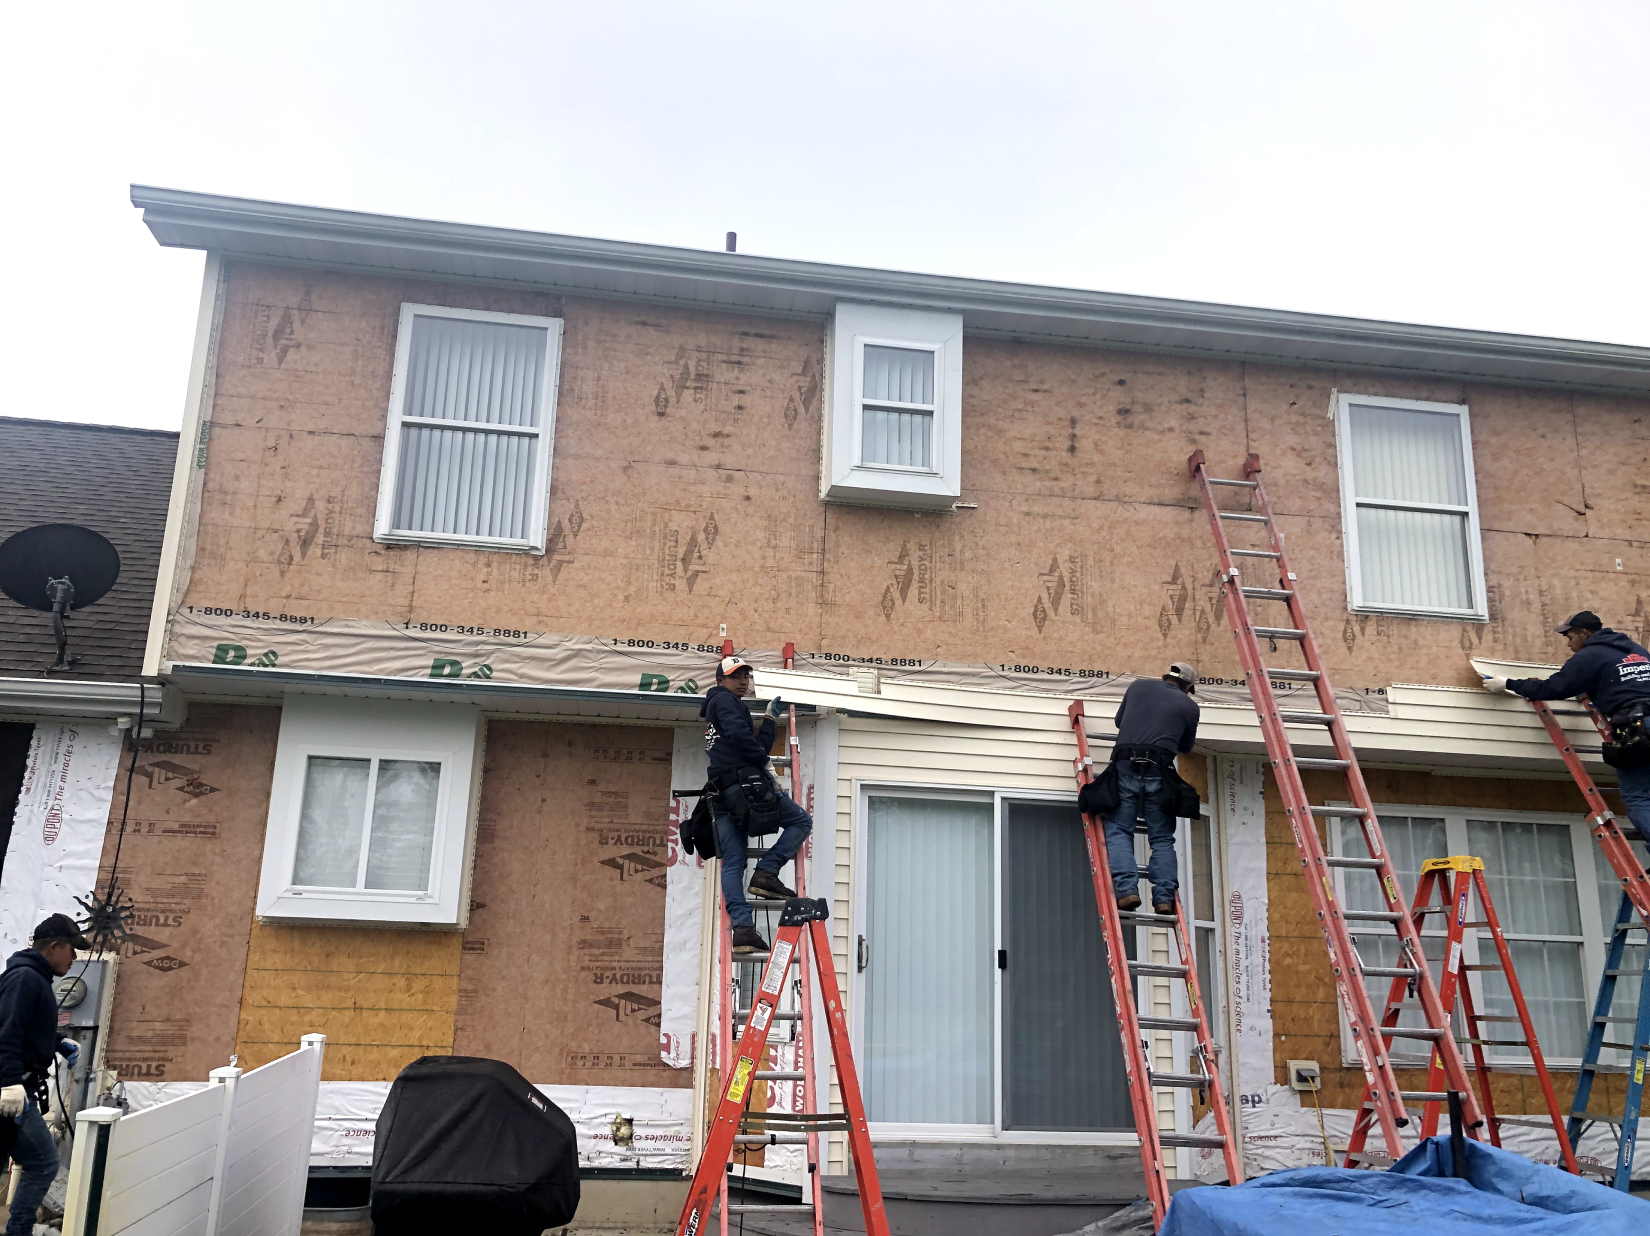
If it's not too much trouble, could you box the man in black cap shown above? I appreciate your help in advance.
[0,913,89,1236]
[1099,663,1200,915]
[700,655,813,955]
[1482,610,1650,837]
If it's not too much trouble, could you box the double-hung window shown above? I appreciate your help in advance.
[257,695,482,925]
[1334,394,1487,620]
[823,303,963,509]
[375,304,565,553]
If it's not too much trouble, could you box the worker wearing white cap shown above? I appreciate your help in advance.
[700,656,814,954]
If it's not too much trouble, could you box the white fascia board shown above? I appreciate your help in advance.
[0,678,184,727]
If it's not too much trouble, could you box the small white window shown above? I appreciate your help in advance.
[1335,394,1486,620]
[823,303,962,508]
[374,304,564,553]
[257,695,482,925]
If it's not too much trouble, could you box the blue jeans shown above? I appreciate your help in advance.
[6,1103,56,1236]
[1618,761,1650,842]
[1101,760,1179,904]
[715,790,813,928]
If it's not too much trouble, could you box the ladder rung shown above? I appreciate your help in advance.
[770,756,791,767]
[734,1134,811,1144]
[1149,1072,1212,1089]
[1159,1133,1230,1148]
[733,951,771,962]
[1218,512,1269,523]
[1572,1111,1624,1125]
[1494,1116,1560,1129]
[1579,1062,1633,1074]
[749,899,790,908]
[1206,477,1258,488]
[1382,1027,1446,1040]
[1241,587,1294,600]
[1361,966,1420,978]
[1346,1150,1395,1166]
[736,1010,801,1022]
[1128,962,1189,978]
[1463,964,1501,972]
[1596,1015,1640,1023]
[1604,968,1637,977]
[1294,757,1350,770]
[1138,1016,1201,1032]
[1310,805,1367,818]
[1326,856,1385,869]
[1279,710,1335,724]
[1230,549,1281,558]
[726,1204,817,1213]
[756,1070,806,1081]
[1472,1015,1521,1022]
[1254,627,1307,641]
[1119,911,1179,926]
[1267,669,1322,682]
[1600,1040,1648,1052]
[1399,1091,1449,1102]
[1460,1038,1528,1048]
[1546,708,1592,716]
[1342,911,1404,923]
[1412,905,1450,915]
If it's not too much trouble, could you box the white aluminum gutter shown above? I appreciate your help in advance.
[0,677,184,727]
[131,186,1650,397]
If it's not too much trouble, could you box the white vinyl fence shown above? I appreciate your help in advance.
[62,1034,326,1236]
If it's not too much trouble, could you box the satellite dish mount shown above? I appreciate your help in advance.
[45,575,76,670]
[0,524,121,673]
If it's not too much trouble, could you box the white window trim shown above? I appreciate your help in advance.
[824,304,963,509]
[256,695,483,926]
[1334,393,1488,621]
[374,303,565,554]
[1330,802,1606,1070]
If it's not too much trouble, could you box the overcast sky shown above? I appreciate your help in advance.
[5,2,1647,432]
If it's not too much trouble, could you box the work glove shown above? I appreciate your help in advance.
[1480,674,1511,695]
[764,696,786,719]
[57,1039,79,1070]
[0,1085,25,1118]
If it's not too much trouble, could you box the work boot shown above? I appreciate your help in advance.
[731,926,769,955]
[1154,893,1177,917]
[1117,893,1142,911]
[748,869,796,899]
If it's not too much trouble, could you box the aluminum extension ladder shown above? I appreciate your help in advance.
[1189,450,1485,1162]
[1067,701,1241,1226]
[1344,855,1578,1172]
[677,642,890,1236]
[1568,890,1649,1190]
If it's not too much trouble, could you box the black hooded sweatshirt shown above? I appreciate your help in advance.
[0,950,59,1088]
[700,684,775,773]
[1508,628,1650,716]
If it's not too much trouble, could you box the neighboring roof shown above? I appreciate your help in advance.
[0,417,177,681]
[133,185,1650,397]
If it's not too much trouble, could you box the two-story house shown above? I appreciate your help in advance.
[107,185,1649,1204]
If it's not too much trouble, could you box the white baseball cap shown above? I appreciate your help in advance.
[718,655,754,677]
[1165,662,1197,692]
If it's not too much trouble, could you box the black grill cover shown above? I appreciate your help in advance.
[371,1056,580,1235]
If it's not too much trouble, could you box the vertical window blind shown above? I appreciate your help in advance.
[292,754,442,893]
[860,345,935,469]
[1341,400,1482,615]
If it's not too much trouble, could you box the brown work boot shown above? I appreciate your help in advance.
[731,926,769,954]
[1154,893,1177,917]
[748,869,796,899]
[1117,893,1142,911]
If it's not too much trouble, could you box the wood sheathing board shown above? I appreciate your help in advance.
[98,704,276,1082]
[453,720,684,1090]
[180,262,1650,696]
[1266,765,1632,1118]
[235,922,461,1078]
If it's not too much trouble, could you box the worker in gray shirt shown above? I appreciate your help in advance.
[1099,663,1199,913]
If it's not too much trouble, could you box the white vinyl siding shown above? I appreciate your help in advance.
[375,304,564,552]
[1335,394,1486,619]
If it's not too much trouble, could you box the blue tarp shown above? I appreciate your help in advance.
[1160,1136,1646,1235]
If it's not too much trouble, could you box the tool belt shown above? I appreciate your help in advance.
[709,765,784,836]
[1079,747,1203,820]
[1603,699,1650,770]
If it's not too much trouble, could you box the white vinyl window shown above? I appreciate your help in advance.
[257,695,482,925]
[824,303,963,509]
[1332,805,1645,1069]
[1334,394,1486,620]
[374,304,564,553]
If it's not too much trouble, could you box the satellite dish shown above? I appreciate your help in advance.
[0,524,121,670]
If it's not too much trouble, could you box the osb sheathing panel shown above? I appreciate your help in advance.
[453,720,685,1089]
[98,704,277,1082]
[1263,764,1629,1114]
[181,262,1650,690]
[235,922,461,1078]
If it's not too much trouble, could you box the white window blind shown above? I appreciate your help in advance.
[861,345,935,469]
[293,755,441,893]
[1336,395,1486,619]
[376,305,564,552]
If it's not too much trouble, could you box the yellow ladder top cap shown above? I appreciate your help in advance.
[1421,855,1485,872]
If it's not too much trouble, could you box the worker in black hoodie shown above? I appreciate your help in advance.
[1482,610,1650,839]
[700,655,813,954]
[0,913,89,1236]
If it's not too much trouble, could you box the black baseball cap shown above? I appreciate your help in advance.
[32,913,90,950]
[1555,611,1603,635]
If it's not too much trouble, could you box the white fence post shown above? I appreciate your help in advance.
[60,1106,122,1236]
[287,1035,327,1230]
[202,1064,242,1236]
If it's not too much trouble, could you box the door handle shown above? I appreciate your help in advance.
[857,935,869,972]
